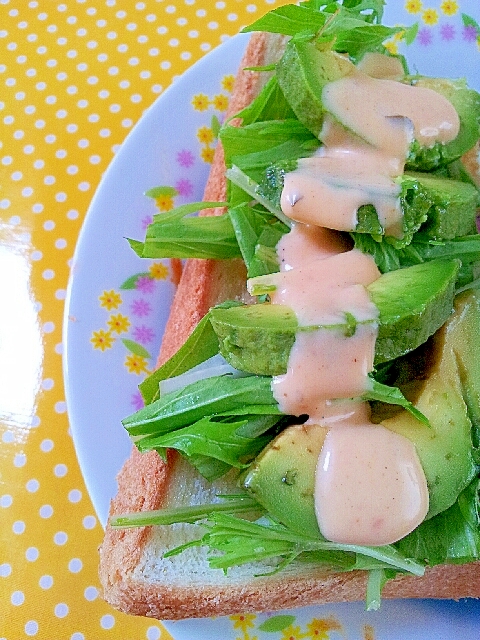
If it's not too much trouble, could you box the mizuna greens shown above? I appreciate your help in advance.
[114,0,480,609]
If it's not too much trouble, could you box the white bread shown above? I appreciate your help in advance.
[99,31,480,621]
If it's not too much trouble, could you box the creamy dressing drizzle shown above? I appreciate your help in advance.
[267,53,461,546]
[322,71,460,154]
[315,424,430,545]
[271,234,379,421]
[280,144,403,235]
[356,51,405,80]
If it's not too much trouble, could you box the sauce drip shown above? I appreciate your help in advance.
[356,51,405,80]
[280,146,403,235]
[267,53,450,545]
[315,424,429,545]
[322,70,460,155]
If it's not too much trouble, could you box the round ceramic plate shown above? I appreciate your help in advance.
[64,3,480,639]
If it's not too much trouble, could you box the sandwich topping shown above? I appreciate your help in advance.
[266,52,461,545]
[117,0,480,610]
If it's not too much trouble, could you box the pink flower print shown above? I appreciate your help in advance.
[440,23,456,40]
[131,390,144,411]
[130,298,152,317]
[462,24,478,41]
[141,214,153,230]
[177,149,195,168]
[417,27,433,45]
[175,178,194,198]
[132,325,156,345]
[135,275,155,294]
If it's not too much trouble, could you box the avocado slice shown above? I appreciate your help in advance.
[257,163,478,248]
[276,40,353,138]
[406,171,479,241]
[211,303,298,376]
[276,41,480,170]
[243,291,480,535]
[405,77,480,171]
[447,290,480,438]
[210,258,460,374]
[368,258,459,363]
[243,422,327,537]
[381,290,480,518]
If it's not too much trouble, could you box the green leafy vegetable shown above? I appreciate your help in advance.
[135,414,280,479]
[397,479,480,565]
[138,212,241,260]
[229,204,288,277]
[233,76,297,125]
[110,495,261,528]
[362,378,430,426]
[353,233,480,278]
[138,308,224,405]
[166,513,426,577]
[124,375,280,437]
[241,4,328,37]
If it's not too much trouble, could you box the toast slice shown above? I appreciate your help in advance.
[99,31,480,621]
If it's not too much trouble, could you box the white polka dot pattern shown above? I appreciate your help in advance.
[0,1,285,637]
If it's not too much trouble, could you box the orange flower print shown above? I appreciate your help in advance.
[222,74,235,92]
[91,329,115,351]
[201,146,215,163]
[384,41,398,54]
[280,625,303,640]
[230,613,256,632]
[213,93,229,111]
[440,0,458,15]
[155,194,175,211]
[192,93,210,111]
[107,313,130,334]
[306,617,343,638]
[422,8,439,25]
[405,0,422,13]
[363,624,376,640]
[197,125,215,145]
[125,353,149,375]
[149,262,169,280]
[99,289,122,310]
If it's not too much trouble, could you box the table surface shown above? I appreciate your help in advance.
[0,2,289,638]
[1,1,479,640]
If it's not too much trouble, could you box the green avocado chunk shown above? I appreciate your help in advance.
[276,40,353,138]
[405,171,479,241]
[381,289,480,519]
[405,77,480,171]
[243,290,480,537]
[211,303,298,377]
[210,258,460,374]
[368,258,459,363]
[243,423,327,538]
[276,41,480,170]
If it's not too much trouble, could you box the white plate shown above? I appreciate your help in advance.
[64,3,480,639]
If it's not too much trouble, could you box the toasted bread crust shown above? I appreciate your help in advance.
[99,31,480,621]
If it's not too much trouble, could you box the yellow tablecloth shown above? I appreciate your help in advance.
[0,2,287,638]
[2,1,480,639]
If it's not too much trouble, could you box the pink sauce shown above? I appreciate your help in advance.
[264,53,452,545]
[272,323,377,421]
[315,424,429,545]
[280,147,403,234]
[276,223,350,271]
[269,248,380,325]
[322,71,460,155]
[356,51,405,80]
